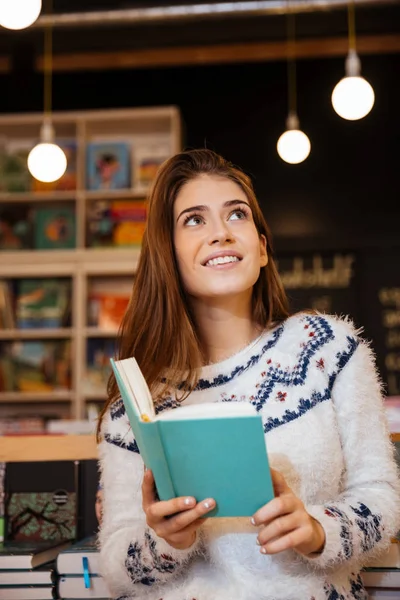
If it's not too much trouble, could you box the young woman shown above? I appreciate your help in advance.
[97,149,400,600]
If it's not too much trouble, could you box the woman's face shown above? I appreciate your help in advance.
[173,174,268,303]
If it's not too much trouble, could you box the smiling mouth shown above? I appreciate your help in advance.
[204,256,242,267]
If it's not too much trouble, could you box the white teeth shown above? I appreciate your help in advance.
[206,256,240,267]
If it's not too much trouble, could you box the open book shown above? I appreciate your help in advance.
[110,357,274,517]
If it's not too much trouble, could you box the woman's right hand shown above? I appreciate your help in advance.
[142,469,215,550]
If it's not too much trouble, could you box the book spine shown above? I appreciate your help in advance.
[138,421,176,501]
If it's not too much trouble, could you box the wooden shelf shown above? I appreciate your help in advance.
[0,434,98,462]
[85,327,118,338]
[84,189,148,200]
[391,433,400,443]
[0,105,181,420]
[0,191,77,203]
[0,328,75,340]
[0,391,72,403]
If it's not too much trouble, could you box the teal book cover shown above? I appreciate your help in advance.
[110,358,274,517]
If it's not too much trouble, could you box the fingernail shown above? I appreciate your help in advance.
[256,539,260,546]
[250,517,256,525]
[260,547,267,554]
[203,499,214,509]
[184,497,195,506]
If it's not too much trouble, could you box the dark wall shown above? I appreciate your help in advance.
[1,51,400,392]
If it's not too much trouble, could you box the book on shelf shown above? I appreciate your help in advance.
[84,339,116,396]
[133,138,170,191]
[4,461,79,544]
[57,573,109,599]
[34,206,76,250]
[0,417,46,436]
[2,340,71,393]
[87,199,146,248]
[56,535,99,576]
[0,562,56,585]
[32,140,77,193]
[0,461,5,543]
[0,280,15,329]
[361,567,400,589]
[364,539,400,569]
[0,541,70,571]
[0,138,33,193]
[86,142,131,191]
[110,356,274,518]
[16,278,71,329]
[0,584,55,599]
[0,204,34,251]
[87,277,131,331]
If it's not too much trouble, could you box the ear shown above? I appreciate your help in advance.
[259,234,268,267]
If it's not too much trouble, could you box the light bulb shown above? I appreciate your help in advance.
[332,50,375,120]
[277,114,311,164]
[28,143,67,183]
[331,76,375,120]
[0,0,42,30]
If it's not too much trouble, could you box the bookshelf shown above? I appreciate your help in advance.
[0,106,182,421]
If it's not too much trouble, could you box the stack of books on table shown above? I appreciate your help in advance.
[0,541,68,599]
[55,536,110,599]
[361,538,400,600]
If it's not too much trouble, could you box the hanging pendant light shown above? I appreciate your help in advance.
[0,0,42,30]
[331,0,375,120]
[28,0,67,183]
[277,1,311,165]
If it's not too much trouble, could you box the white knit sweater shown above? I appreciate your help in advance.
[98,312,400,600]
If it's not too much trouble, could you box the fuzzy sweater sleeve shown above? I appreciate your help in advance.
[303,335,400,570]
[97,404,202,599]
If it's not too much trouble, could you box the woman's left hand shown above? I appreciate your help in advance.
[251,468,326,557]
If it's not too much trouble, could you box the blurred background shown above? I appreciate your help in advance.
[0,0,399,427]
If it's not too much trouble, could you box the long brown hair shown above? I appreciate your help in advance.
[97,148,289,437]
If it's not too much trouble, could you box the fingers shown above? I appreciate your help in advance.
[148,497,215,538]
[270,468,290,496]
[259,527,306,555]
[251,493,299,527]
[141,470,159,512]
[257,511,303,547]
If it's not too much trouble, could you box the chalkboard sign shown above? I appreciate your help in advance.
[276,251,360,324]
[276,249,400,397]
[356,249,400,397]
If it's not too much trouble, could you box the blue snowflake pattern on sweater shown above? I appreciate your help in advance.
[125,530,179,586]
[324,506,354,560]
[323,574,367,600]
[351,502,382,552]
[193,324,285,391]
[260,334,359,432]
[104,433,140,454]
[110,398,126,420]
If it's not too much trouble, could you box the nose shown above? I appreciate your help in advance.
[208,218,234,246]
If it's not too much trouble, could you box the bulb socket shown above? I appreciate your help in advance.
[40,119,55,144]
[345,50,361,77]
[286,112,300,131]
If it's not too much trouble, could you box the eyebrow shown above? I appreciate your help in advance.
[176,199,251,223]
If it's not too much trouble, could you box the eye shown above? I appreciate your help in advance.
[229,207,249,221]
[183,214,204,227]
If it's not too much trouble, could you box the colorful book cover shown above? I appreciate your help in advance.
[86,142,131,190]
[0,205,34,251]
[4,461,79,544]
[16,278,71,329]
[84,338,116,396]
[32,140,77,192]
[34,206,76,250]
[134,139,170,190]
[87,199,146,248]
[0,139,33,193]
[9,340,71,392]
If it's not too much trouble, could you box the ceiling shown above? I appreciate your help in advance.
[1,0,399,68]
